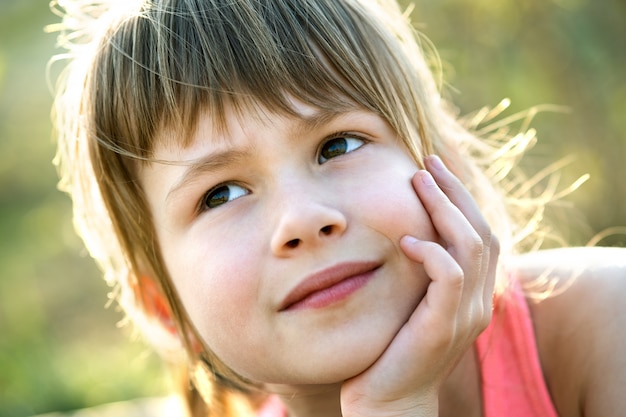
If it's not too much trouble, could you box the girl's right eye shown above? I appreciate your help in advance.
[201,184,249,210]
[318,135,365,164]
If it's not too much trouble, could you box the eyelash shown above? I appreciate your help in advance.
[318,131,368,164]
[198,182,249,212]
[198,131,368,212]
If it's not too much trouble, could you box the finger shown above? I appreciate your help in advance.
[482,235,499,317]
[461,235,498,333]
[411,168,494,326]
[425,155,499,326]
[424,155,491,240]
[401,235,494,348]
[400,236,464,330]
[411,170,480,246]
[411,170,483,279]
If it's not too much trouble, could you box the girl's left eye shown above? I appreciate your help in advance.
[201,183,249,210]
[318,136,365,163]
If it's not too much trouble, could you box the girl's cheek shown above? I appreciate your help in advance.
[173,231,263,333]
[347,165,435,241]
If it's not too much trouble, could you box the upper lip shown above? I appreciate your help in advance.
[279,261,381,311]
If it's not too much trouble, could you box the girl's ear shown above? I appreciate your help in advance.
[135,274,178,336]
[133,275,205,353]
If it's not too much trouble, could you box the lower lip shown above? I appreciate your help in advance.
[284,269,377,311]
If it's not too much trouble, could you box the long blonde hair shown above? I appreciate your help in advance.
[50,0,552,414]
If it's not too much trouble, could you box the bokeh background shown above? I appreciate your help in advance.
[1,0,624,415]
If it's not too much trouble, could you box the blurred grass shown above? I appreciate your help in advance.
[401,0,626,246]
[0,0,624,415]
[0,2,168,416]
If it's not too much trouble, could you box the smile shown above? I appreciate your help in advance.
[280,261,381,311]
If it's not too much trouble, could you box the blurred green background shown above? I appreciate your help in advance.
[0,0,624,415]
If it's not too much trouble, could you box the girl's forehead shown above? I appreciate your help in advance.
[154,94,364,152]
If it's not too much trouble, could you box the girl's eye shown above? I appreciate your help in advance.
[318,136,365,163]
[201,184,249,210]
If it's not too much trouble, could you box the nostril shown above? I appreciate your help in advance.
[286,239,300,249]
[320,225,332,235]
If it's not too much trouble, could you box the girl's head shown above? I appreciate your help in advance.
[53,0,516,407]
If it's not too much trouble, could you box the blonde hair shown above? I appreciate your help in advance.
[50,0,551,414]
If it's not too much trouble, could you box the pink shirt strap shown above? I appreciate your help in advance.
[256,395,287,417]
[476,282,560,417]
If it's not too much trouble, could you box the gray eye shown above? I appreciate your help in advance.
[203,184,248,209]
[319,137,364,163]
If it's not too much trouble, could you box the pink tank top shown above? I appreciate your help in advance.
[257,282,560,417]
[475,282,560,417]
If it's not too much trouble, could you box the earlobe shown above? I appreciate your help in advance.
[135,274,177,336]
[134,275,205,354]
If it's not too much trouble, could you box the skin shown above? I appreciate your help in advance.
[512,248,626,417]
[143,102,443,386]
[139,100,625,416]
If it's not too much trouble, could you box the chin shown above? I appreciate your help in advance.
[279,327,401,386]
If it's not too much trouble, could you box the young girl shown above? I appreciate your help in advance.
[51,0,626,416]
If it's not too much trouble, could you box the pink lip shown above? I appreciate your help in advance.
[279,261,381,312]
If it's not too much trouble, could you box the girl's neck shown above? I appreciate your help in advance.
[268,382,343,417]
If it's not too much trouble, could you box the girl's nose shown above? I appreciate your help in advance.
[270,199,347,256]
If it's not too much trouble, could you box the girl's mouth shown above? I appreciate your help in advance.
[279,261,381,311]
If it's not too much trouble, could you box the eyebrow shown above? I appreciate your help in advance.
[163,107,353,204]
[165,148,251,205]
[291,109,346,136]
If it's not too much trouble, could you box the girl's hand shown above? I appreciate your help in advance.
[340,155,499,416]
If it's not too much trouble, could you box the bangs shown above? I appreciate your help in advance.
[93,0,431,160]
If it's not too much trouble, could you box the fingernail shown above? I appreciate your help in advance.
[427,155,445,171]
[420,170,435,186]
[401,235,418,245]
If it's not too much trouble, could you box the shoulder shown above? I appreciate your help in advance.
[508,247,626,417]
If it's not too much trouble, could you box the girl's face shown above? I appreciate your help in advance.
[139,99,437,386]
